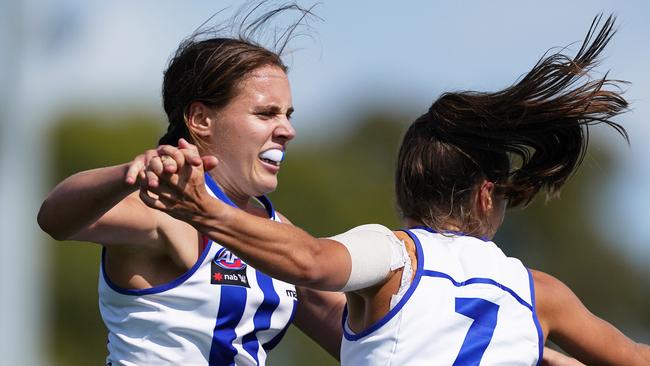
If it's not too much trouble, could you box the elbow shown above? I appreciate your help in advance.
[287,249,321,285]
[37,201,54,236]
[288,245,339,291]
[37,200,70,241]
[294,268,333,291]
[295,265,327,290]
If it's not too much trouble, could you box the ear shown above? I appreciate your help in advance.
[476,180,495,216]
[186,101,214,138]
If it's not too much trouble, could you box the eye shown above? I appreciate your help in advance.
[256,111,275,120]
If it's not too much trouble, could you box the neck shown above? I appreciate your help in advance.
[404,218,462,232]
[205,171,252,210]
[404,217,492,239]
[229,195,251,210]
[404,218,423,228]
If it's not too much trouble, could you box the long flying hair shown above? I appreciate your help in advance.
[396,15,629,233]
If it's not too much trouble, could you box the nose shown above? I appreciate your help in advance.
[274,116,296,142]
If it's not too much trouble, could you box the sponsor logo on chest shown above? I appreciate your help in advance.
[211,248,250,288]
[285,289,298,300]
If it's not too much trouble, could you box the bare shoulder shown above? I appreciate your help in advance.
[531,269,561,295]
[392,230,417,278]
[153,202,204,266]
[530,270,571,307]
[530,269,576,309]
[530,269,580,339]
[103,191,200,260]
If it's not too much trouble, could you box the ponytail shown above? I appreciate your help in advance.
[158,121,191,146]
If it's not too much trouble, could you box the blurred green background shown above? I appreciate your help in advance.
[43,110,649,365]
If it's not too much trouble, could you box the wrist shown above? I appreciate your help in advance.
[117,163,141,193]
[192,194,233,233]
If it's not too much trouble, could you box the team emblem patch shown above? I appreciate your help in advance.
[211,248,250,287]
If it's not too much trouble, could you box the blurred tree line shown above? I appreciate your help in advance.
[44,110,649,365]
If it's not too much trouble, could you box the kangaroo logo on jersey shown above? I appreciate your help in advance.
[211,248,250,287]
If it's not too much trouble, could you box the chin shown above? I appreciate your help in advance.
[256,178,278,196]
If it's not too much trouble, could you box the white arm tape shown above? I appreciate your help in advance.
[329,224,408,292]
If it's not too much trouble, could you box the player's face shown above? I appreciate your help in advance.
[207,65,295,202]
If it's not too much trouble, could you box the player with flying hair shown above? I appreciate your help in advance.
[140,15,650,365]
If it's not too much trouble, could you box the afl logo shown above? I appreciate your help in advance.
[213,248,246,270]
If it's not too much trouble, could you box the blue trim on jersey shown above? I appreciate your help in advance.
[263,296,297,351]
[410,225,490,242]
[100,238,213,296]
[421,269,534,311]
[527,268,544,366]
[209,286,248,366]
[256,195,276,220]
[204,173,238,207]
[241,271,281,363]
[205,172,275,219]
[342,229,425,341]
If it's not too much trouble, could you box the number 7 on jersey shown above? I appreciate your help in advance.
[453,297,500,366]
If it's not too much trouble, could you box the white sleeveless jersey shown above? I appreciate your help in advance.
[99,173,297,366]
[341,227,543,366]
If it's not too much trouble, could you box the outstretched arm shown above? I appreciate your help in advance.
[533,270,650,365]
[141,155,352,290]
[37,163,137,241]
[37,147,200,246]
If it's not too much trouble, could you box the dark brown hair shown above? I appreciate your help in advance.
[159,2,318,147]
[396,15,629,233]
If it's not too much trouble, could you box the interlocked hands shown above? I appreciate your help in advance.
[125,138,219,224]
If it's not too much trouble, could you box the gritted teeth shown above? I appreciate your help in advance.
[259,149,284,165]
